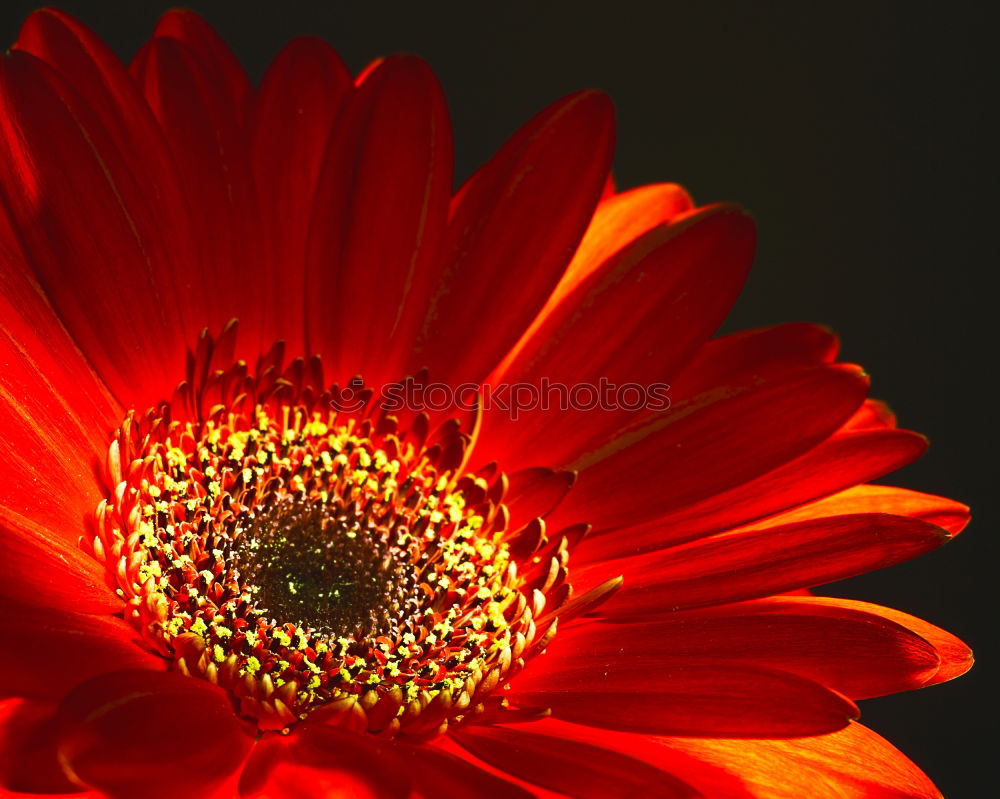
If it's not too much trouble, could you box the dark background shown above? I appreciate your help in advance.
[1,1,992,795]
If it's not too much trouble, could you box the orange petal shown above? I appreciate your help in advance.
[453,724,702,798]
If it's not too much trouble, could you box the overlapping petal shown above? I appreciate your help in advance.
[55,671,254,799]
[0,9,972,799]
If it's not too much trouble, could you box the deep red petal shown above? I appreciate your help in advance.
[409,90,615,385]
[584,513,951,616]
[131,34,270,368]
[509,658,856,737]
[56,670,253,799]
[304,55,452,388]
[553,364,869,532]
[0,598,163,701]
[150,9,251,121]
[540,597,944,700]
[453,724,702,799]
[251,37,352,358]
[240,722,532,799]
[0,699,84,795]
[478,205,755,471]
[576,427,928,561]
[668,323,840,399]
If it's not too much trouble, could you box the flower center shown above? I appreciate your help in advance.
[228,497,419,640]
[86,337,587,738]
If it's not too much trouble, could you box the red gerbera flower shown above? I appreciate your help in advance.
[0,9,972,799]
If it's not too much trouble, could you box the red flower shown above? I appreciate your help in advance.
[0,9,971,799]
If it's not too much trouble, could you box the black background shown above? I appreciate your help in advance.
[1,1,993,796]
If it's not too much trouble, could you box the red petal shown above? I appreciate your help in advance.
[478,205,755,472]
[503,207,754,388]
[0,216,120,547]
[779,596,973,687]
[585,513,951,616]
[409,91,615,385]
[759,484,970,535]
[554,364,869,532]
[577,427,928,561]
[509,658,857,737]
[240,722,532,799]
[250,37,352,358]
[150,9,251,121]
[453,724,702,798]
[131,34,270,367]
[504,468,577,531]
[502,719,942,799]
[490,183,694,383]
[668,323,840,399]
[304,55,452,388]
[843,398,898,430]
[0,699,88,795]
[56,670,253,799]
[0,50,194,410]
[0,507,118,614]
[541,597,943,700]
[0,598,163,701]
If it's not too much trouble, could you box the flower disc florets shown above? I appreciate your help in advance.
[85,329,579,738]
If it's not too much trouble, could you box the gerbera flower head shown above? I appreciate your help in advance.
[0,8,971,799]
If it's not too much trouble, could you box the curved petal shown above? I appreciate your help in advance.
[504,468,577,531]
[408,90,615,385]
[150,9,251,121]
[499,719,942,799]
[251,36,352,358]
[552,364,869,532]
[0,699,84,795]
[576,427,929,562]
[56,670,254,799]
[667,323,840,399]
[843,399,898,430]
[657,722,943,799]
[489,182,695,382]
[0,50,192,411]
[758,484,970,535]
[0,507,118,614]
[509,657,857,737]
[477,205,756,471]
[131,32,270,369]
[240,722,532,799]
[583,513,952,617]
[774,596,974,687]
[538,596,946,700]
[0,212,119,543]
[453,724,702,799]
[304,55,452,388]
[0,598,164,701]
